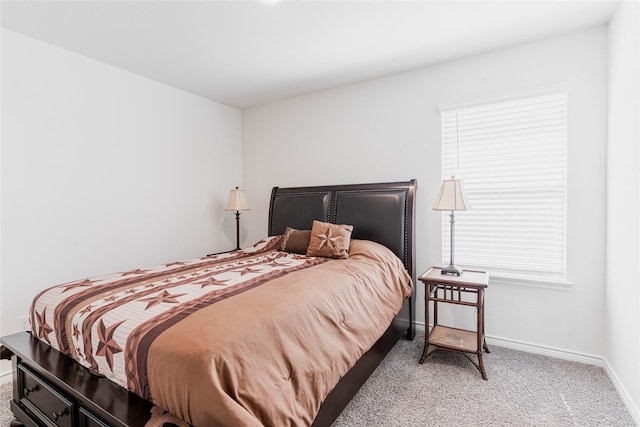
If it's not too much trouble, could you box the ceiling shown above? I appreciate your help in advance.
[1,1,620,109]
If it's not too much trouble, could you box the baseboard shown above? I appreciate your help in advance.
[485,334,604,366]
[602,358,640,425]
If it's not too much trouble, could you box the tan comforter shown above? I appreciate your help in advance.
[30,236,413,426]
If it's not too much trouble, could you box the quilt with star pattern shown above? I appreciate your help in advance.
[29,236,413,426]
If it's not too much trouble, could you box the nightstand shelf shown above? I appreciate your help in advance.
[418,267,490,380]
[428,325,479,353]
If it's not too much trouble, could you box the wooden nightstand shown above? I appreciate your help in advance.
[418,267,490,380]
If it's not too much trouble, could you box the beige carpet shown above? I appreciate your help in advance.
[333,333,635,426]
[1,382,12,427]
[1,333,635,426]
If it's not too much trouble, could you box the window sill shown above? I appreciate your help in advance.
[489,273,574,290]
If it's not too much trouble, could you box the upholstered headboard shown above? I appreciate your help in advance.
[268,180,417,279]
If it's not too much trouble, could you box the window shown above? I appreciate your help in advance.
[439,88,568,282]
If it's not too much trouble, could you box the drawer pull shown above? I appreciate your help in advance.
[23,385,39,396]
[52,408,68,421]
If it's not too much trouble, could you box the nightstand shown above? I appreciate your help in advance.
[418,267,490,380]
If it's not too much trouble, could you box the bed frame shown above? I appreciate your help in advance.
[1,179,416,427]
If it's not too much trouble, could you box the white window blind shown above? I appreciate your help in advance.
[440,90,567,281]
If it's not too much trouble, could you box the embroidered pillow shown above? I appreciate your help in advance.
[306,220,353,259]
[280,227,312,255]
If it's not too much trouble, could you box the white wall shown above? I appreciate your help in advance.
[606,1,640,421]
[0,30,242,376]
[243,28,609,358]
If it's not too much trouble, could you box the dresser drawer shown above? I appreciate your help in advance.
[80,407,109,427]
[18,364,75,427]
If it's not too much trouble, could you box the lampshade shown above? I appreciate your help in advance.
[432,177,469,211]
[224,187,250,211]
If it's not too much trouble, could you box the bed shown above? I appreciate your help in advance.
[0,179,417,427]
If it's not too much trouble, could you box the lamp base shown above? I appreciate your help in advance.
[440,265,463,276]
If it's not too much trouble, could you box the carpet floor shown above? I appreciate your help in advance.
[333,333,635,426]
[1,333,635,426]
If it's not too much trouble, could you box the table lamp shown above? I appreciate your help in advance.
[225,187,250,250]
[433,176,469,275]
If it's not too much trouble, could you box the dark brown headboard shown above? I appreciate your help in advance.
[268,180,416,273]
[268,180,417,338]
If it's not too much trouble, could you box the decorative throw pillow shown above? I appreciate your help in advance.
[306,220,353,259]
[280,227,312,255]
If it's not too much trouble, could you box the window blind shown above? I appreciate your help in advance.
[440,91,567,280]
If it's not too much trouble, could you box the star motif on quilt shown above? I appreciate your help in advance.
[315,227,342,251]
[235,267,262,276]
[103,294,117,302]
[35,309,53,345]
[165,261,187,267]
[72,323,81,340]
[267,260,290,268]
[61,279,93,293]
[138,290,187,310]
[120,268,148,276]
[95,319,126,371]
[79,304,94,316]
[201,277,229,289]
